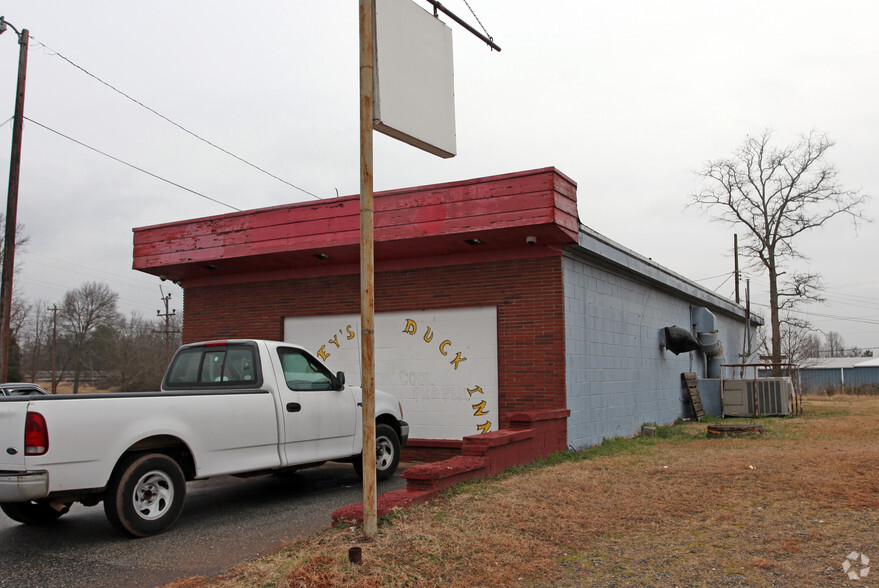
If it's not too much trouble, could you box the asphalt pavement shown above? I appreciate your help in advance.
[0,463,407,588]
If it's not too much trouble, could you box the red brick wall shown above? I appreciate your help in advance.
[182,256,566,428]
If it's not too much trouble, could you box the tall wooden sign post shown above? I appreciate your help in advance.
[358,0,378,540]
[358,0,498,540]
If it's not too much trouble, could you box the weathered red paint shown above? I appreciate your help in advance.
[331,408,571,524]
[132,167,579,286]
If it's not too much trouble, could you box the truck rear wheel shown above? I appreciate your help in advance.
[104,453,186,537]
[1,501,67,525]
[353,423,401,481]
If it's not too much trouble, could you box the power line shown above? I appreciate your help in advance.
[694,271,731,282]
[749,301,879,326]
[24,116,242,212]
[17,275,160,313]
[740,274,879,312]
[22,252,161,291]
[713,272,733,293]
[29,35,323,201]
[830,279,879,289]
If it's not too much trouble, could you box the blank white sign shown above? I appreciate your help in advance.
[374,0,457,158]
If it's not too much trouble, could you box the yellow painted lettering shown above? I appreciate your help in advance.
[472,400,489,416]
[403,319,417,335]
[346,325,356,340]
[467,386,484,396]
[328,334,340,348]
[317,345,329,361]
[439,340,451,356]
[423,326,434,343]
[477,421,492,434]
[450,352,467,370]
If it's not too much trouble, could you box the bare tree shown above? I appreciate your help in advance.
[61,282,120,393]
[0,215,29,381]
[93,313,168,391]
[755,314,821,366]
[781,316,821,364]
[19,299,50,382]
[9,292,31,342]
[824,331,847,358]
[0,214,29,259]
[691,130,870,371]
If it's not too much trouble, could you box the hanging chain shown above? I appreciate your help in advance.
[460,0,493,41]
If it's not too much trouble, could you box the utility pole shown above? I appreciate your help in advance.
[0,18,29,382]
[48,304,59,392]
[154,287,178,365]
[353,0,498,539]
[358,0,378,540]
[734,234,740,304]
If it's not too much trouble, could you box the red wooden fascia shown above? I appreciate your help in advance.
[132,167,579,283]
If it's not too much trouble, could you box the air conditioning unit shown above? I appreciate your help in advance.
[722,378,794,417]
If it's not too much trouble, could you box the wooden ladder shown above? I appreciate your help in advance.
[681,372,705,421]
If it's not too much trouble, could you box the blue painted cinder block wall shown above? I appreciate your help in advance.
[563,227,755,449]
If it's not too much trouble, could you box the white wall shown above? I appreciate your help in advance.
[284,307,498,440]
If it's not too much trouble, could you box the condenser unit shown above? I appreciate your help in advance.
[721,377,794,417]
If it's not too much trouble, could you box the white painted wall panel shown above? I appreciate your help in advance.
[284,307,497,440]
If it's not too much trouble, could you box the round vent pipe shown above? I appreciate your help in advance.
[692,307,724,378]
[661,325,700,355]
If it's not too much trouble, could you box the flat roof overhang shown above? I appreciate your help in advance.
[133,167,579,287]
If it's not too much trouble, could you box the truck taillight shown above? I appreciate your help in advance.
[25,412,49,456]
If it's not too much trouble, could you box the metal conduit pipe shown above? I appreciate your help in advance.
[692,307,725,379]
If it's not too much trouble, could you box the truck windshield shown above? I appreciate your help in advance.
[277,348,336,391]
[165,344,261,388]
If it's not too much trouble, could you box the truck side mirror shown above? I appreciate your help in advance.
[335,371,346,389]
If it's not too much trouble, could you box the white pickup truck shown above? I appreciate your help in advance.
[0,339,408,537]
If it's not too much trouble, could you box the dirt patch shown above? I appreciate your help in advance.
[166,396,879,587]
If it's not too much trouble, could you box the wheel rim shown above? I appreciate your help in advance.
[376,435,394,470]
[132,470,174,520]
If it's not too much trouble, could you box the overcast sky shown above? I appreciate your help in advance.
[1,0,876,353]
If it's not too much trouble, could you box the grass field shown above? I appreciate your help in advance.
[168,395,879,587]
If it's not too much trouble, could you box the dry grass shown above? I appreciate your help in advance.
[167,396,879,587]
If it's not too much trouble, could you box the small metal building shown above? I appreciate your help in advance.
[798,357,879,393]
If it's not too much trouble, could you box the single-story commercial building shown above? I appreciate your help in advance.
[133,167,760,459]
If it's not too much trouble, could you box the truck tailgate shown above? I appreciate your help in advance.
[0,400,29,469]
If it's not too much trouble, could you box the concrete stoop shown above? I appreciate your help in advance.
[332,408,570,524]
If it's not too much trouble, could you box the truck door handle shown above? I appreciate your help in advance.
[286,402,302,413]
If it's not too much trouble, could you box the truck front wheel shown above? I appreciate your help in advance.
[1,501,67,525]
[104,453,186,537]
[353,423,401,481]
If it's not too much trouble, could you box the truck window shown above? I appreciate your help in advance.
[165,344,261,389]
[277,348,335,391]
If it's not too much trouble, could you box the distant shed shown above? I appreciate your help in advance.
[798,357,879,393]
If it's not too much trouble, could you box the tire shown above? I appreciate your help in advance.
[104,453,186,537]
[1,501,67,525]
[353,423,401,481]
